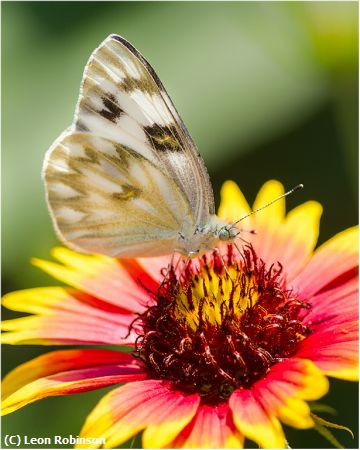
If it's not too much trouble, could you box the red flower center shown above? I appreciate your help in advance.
[133,246,312,403]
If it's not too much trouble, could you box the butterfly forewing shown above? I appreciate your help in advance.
[44,34,216,258]
[75,35,215,225]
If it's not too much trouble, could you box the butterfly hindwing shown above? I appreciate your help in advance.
[44,132,194,257]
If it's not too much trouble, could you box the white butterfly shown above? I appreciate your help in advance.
[43,34,240,259]
[43,34,299,259]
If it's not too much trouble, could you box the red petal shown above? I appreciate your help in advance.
[291,227,358,297]
[78,379,200,448]
[2,349,147,415]
[230,388,285,448]
[2,287,137,345]
[170,402,244,448]
[32,248,156,312]
[230,358,328,447]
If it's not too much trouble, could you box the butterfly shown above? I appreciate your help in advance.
[43,34,241,259]
[43,34,300,260]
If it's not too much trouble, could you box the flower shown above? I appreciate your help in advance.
[2,180,358,449]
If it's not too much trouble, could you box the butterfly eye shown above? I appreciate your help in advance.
[218,227,231,241]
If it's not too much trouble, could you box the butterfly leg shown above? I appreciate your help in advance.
[173,253,183,274]
[235,235,252,246]
[176,252,197,287]
[232,241,249,267]
[234,228,256,245]
[158,252,176,292]
[212,247,233,280]
[233,241,244,257]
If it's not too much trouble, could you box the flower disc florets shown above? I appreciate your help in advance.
[133,246,312,403]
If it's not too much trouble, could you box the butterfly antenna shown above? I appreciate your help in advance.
[232,184,303,226]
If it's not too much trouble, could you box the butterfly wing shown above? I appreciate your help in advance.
[44,34,215,257]
[44,132,194,257]
[75,34,215,225]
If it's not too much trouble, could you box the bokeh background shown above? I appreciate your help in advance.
[2,1,358,448]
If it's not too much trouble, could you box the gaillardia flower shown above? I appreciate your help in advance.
[2,180,358,448]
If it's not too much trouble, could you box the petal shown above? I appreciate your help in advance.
[291,226,358,297]
[32,247,156,312]
[218,181,252,225]
[1,287,137,345]
[251,201,322,280]
[230,358,328,448]
[137,254,188,288]
[303,277,358,328]
[219,180,322,280]
[170,403,244,448]
[277,201,322,279]
[137,255,174,283]
[230,388,285,449]
[252,358,328,430]
[296,321,358,381]
[77,380,200,449]
[299,281,359,380]
[252,180,285,228]
[1,349,147,415]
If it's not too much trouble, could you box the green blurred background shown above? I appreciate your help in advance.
[2,1,358,448]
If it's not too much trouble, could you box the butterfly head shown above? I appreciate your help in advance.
[217,224,240,242]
